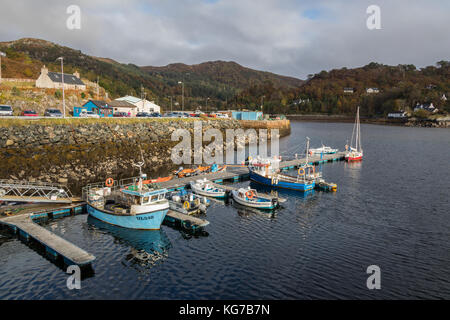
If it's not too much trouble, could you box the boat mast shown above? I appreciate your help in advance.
[357,107,362,152]
[305,137,310,164]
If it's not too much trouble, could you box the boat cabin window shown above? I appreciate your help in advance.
[142,196,149,204]
[150,195,159,202]
[158,193,165,201]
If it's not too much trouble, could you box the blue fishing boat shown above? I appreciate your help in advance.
[84,160,169,230]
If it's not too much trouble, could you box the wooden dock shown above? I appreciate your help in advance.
[158,151,346,191]
[0,205,95,266]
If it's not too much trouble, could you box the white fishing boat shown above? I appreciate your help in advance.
[309,145,338,155]
[231,187,278,210]
[190,179,227,198]
[345,107,363,161]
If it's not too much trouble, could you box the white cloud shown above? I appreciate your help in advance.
[0,0,449,79]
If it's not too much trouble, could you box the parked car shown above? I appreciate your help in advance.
[216,113,229,118]
[113,112,129,117]
[150,112,162,117]
[21,110,39,117]
[44,108,63,117]
[0,105,13,116]
[80,110,100,118]
[136,112,151,117]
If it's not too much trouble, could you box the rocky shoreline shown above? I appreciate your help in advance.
[286,114,449,128]
[0,119,242,194]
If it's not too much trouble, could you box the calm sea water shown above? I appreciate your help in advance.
[1,121,449,300]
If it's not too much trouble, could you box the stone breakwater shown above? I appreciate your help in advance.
[0,119,242,194]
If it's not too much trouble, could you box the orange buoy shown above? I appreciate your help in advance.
[246,190,255,199]
[105,177,114,187]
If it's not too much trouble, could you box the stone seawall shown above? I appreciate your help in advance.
[0,119,241,194]
[239,119,291,137]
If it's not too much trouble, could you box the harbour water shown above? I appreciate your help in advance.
[1,121,449,299]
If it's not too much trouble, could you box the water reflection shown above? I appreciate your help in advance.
[88,216,172,271]
[344,161,362,179]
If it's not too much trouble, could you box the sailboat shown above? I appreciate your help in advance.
[345,107,363,161]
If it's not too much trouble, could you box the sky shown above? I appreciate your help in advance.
[0,0,449,79]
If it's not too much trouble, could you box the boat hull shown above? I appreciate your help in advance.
[87,204,168,230]
[190,184,226,198]
[231,191,275,209]
[249,170,315,192]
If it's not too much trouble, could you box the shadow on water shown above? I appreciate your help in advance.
[87,216,172,272]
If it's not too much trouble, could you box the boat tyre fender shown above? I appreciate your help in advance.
[105,177,114,187]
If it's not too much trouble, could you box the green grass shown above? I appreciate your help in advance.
[0,117,229,127]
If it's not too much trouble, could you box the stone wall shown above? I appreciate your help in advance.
[0,119,241,194]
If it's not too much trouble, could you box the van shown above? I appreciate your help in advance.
[0,105,13,116]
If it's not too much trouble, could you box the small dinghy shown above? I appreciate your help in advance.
[190,179,227,198]
[167,189,210,215]
[231,187,278,210]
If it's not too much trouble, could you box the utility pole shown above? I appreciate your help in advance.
[178,81,184,111]
[56,57,65,118]
[96,76,99,100]
[205,97,210,113]
[0,51,5,83]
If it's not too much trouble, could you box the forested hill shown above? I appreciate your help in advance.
[236,62,450,116]
[0,38,302,109]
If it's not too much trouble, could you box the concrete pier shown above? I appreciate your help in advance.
[0,204,95,266]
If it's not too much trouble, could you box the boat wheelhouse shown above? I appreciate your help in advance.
[83,157,170,230]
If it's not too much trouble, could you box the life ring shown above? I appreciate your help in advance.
[298,168,305,176]
[245,190,255,199]
[183,201,190,210]
[105,177,114,187]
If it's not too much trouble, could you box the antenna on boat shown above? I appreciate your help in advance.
[132,149,146,191]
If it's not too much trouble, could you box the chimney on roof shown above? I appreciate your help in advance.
[73,70,80,79]
[41,65,48,75]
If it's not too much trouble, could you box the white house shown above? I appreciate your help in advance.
[414,102,438,113]
[108,100,137,116]
[343,87,354,93]
[36,65,86,90]
[115,96,161,113]
[387,111,408,119]
[366,87,380,94]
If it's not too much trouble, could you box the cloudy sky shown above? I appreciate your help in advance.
[1,0,449,79]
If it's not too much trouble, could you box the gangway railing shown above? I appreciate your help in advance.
[0,179,73,203]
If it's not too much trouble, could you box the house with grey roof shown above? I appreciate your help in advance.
[36,65,86,91]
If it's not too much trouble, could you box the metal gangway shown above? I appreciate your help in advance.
[0,179,74,204]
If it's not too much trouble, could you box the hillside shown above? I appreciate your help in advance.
[233,62,450,116]
[0,38,303,110]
